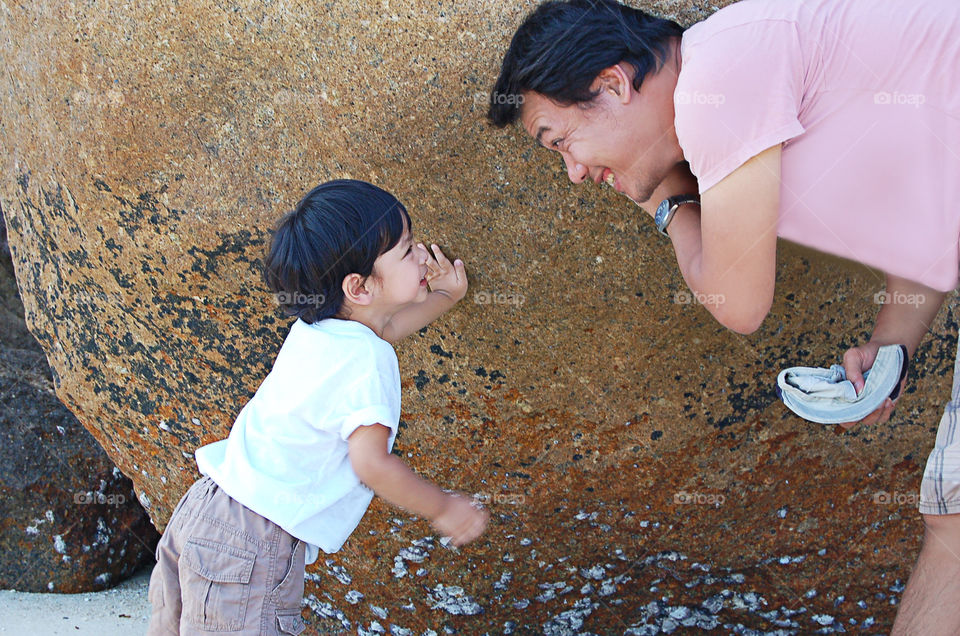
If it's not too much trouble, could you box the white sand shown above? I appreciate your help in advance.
[0,567,152,635]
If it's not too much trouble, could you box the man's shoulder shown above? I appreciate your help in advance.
[684,0,803,49]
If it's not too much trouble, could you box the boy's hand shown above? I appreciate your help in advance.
[422,244,467,302]
[431,493,488,547]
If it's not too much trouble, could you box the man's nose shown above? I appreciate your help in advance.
[562,153,589,184]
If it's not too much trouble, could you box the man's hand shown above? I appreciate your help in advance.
[837,342,904,429]
[835,273,944,431]
[431,493,489,547]
[423,244,467,302]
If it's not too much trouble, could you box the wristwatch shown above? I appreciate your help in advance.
[655,195,700,236]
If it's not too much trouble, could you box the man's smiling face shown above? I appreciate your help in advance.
[519,62,684,205]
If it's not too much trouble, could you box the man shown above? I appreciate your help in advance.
[487,0,960,633]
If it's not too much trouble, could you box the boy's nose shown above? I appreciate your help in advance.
[417,243,429,264]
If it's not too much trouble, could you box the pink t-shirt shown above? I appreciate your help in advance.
[675,0,960,291]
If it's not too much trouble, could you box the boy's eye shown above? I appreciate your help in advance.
[550,138,563,149]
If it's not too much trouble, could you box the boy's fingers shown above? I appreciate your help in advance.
[430,244,452,266]
[453,259,466,282]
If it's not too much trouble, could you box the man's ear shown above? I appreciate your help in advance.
[591,64,633,105]
[342,273,374,306]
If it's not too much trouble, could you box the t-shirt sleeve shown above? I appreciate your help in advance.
[675,19,806,193]
[335,343,400,443]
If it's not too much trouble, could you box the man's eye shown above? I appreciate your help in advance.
[550,138,563,149]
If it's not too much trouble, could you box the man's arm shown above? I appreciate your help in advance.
[838,274,945,428]
[381,244,467,343]
[664,145,781,334]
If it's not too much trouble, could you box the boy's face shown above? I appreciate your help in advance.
[368,220,430,311]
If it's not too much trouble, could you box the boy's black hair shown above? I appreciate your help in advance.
[487,0,683,127]
[264,179,411,324]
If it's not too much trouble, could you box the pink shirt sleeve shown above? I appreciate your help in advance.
[675,19,807,193]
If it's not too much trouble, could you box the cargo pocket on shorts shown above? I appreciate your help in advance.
[180,538,256,631]
[276,609,306,635]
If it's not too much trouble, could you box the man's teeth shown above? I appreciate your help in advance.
[604,172,616,186]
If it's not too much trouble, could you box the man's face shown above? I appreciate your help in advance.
[519,63,682,204]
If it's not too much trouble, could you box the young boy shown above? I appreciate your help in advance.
[147,180,488,635]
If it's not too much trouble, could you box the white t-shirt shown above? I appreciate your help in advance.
[195,318,400,563]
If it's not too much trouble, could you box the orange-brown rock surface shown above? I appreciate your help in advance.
[1,0,956,632]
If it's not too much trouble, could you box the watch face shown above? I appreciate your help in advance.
[655,198,671,227]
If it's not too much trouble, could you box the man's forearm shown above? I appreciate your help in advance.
[665,203,706,291]
[870,274,945,356]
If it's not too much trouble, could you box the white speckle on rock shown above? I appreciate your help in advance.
[53,534,66,554]
[345,590,364,604]
[427,584,482,616]
[325,563,352,586]
[392,557,408,579]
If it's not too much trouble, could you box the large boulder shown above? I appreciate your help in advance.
[0,0,955,631]
[0,218,158,592]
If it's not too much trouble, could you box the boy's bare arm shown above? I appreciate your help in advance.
[347,423,487,545]
[382,244,467,343]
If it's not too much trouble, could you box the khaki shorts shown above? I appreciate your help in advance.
[147,476,307,635]
[919,340,960,515]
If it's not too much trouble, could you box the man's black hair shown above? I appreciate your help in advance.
[488,0,684,127]
[264,179,411,324]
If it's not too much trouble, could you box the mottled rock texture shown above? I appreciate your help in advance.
[1,0,956,631]
[0,219,158,592]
